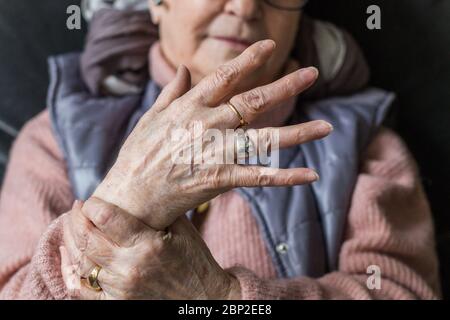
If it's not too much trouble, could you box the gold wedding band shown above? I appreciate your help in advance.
[227,102,248,128]
[86,265,102,292]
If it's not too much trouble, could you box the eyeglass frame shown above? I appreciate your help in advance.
[263,0,309,11]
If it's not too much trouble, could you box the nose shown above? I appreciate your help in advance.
[224,0,261,21]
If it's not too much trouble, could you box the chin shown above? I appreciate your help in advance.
[204,39,243,62]
[195,53,236,77]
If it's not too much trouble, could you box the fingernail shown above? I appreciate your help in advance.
[300,67,319,82]
[260,39,276,50]
[72,200,79,209]
[321,121,334,132]
[73,199,85,210]
[309,171,320,181]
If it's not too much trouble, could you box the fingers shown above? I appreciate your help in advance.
[62,215,116,298]
[218,67,318,128]
[82,197,152,248]
[212,120,332,163]
[190,40,276,106]
[63,221,94,278]
[67,201,116,269]
[60,245,111,300]
[77,282,110,300]
[255,120,333,151]
[218,166,320,189]
[60,245,82,298]
[151,64,192,113]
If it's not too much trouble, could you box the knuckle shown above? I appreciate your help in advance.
[240,90,266,114]
[245,50,258,66]
[256,173,272,186]
[127,231,145,248]
[285,173,297,185]
[195,172,209,189]
[205,166,226,189]
[169,97,186,113]
[126,266,143,289]
[143,233,166,258]
[178,164,204,187]
[215,64,238,86]
[116,262,145,294]
[191,167,212,189]
[91,204,115,228]
[282,78,297,96]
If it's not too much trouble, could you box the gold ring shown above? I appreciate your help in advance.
[227,102,248,128]
[86,265,102,292]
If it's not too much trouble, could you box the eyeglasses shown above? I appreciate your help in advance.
[263,0,309,11]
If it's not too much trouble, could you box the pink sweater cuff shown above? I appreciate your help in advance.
[226,266,313,300]
[227,266,267,300]
[0,216,68,300]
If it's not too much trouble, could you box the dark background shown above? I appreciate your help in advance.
[0,0,449,297]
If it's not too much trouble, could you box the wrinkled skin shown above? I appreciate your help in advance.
[150,0,301,90]
[62,199,237,299]
[92,41,331,231]
[62,0,334,300]
[62,41,332,300]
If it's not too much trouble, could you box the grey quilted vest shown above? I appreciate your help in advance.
[48,53,395,278]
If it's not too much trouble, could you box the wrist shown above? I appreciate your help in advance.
[92,170,175,231]
[92,175,154,226]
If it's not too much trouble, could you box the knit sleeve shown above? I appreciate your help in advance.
[227,128,441,300]
[0,111,74,299]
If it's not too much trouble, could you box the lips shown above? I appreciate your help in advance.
[211,36,254,49]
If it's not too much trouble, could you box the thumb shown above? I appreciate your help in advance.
[152,64,192,113]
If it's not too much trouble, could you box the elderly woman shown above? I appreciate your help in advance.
[0,0,441,299]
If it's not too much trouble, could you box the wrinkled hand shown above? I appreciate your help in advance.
[61,198,241,300]
[93,39,333,231]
